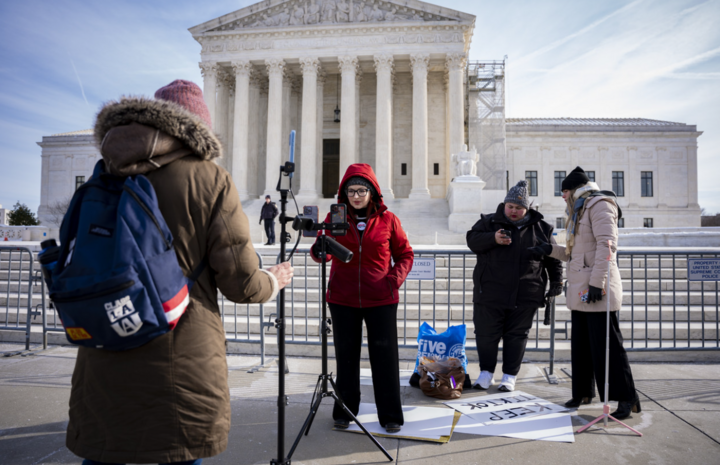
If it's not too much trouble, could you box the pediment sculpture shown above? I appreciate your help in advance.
[210,0,460,31]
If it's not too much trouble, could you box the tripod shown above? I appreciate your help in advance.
[576,240,642,437]
[284,232,393,462]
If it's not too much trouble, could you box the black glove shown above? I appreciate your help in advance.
[528,242,552,257]
[587,285,604,303]
[546,282,563,298]
[259,219,262,225]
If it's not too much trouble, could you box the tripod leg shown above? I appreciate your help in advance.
[329,392,393,462]
[287,378,324,460]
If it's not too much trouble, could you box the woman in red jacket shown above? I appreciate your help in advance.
[311,163,414,434]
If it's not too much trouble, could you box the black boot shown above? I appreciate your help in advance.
[564,397,593,408]
[611,398,642,420]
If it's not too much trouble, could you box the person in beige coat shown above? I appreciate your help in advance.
[67,80,293,465]
[529,167,640,421]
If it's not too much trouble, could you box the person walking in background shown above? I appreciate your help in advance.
[67,80,294,465]
[259,194,278,245]
[310,163,414,434]
[529,166,640,420]
[466,180,563,392]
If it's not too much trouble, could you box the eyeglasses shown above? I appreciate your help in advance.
[346,188,369,198]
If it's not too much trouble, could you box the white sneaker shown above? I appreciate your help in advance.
[498,373,517,392]
[473,370,495,390]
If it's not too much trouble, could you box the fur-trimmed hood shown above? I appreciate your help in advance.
[94,97,222,176]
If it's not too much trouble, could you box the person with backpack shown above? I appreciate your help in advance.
[259,194,278,245]
[63,80,294,465]
[466,180,564,392]
[529,166,640,420]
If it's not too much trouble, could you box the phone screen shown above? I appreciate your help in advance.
[330,204,347,236]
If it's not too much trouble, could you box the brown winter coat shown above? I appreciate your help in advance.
[550,196,623,312]
[66,97,278,463]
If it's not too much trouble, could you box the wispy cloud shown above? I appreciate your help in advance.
[69,58,89,108]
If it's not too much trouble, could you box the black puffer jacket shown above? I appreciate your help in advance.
[466,203,563,309]
[260,201,278,221]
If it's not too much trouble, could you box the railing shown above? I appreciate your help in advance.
[3,246,719,370]
[618,249,719,351]
[0,247,36,351]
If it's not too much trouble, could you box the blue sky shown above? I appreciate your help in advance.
[1,0,719,214]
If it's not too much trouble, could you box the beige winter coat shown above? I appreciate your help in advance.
[550,196,623,312]
[66,97,278,463]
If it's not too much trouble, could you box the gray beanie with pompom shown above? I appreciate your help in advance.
[505,180,530,209]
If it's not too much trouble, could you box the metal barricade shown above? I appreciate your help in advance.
[0,247,37,351]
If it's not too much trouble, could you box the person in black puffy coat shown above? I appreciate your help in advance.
[466,180,563,392]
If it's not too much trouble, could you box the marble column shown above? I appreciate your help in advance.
[338,55,358,177]
[215,69,231,169]
[298,57,320,198]
[409,53,431,199]
[374,54,394,199]
[355,67,363,163]
[316,69,326,196]
[281,71,293,164]
[446,53,466,162]
[231,60,253,200]
[687,145,699,208]
[627,146,638,207]
[248,74,262,197]
[265,59,285,197]
[199,62,218,128]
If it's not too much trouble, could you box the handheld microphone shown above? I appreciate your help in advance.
[288,130,296,178]
[323,236,353,263]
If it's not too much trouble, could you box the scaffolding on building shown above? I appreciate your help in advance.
[467,59,507,191]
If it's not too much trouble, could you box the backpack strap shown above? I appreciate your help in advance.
[187,255,209,291]
[589,191,623,220]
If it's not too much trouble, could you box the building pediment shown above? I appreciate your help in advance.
[189,0,474,35]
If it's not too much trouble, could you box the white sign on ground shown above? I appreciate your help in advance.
[454,411,575,443]
[342,403,456,441]
[407,257,435,280]
[688,258,720,281]
[444,391,568,424]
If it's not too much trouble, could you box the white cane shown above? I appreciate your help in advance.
[577,239,642,436]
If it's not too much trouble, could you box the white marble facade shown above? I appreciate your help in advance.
[192,0,473,201]
[34,0,703,232]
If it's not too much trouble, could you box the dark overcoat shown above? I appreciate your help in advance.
[466,203,563,309]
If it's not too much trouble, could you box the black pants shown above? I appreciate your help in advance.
[328,303,403,427]
[473,304,537,376]
[263,219,275,244]
[571,310,637,402]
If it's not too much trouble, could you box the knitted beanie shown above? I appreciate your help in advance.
[344,176,376,197]
[154,80,213,129]
[562,166,590,191]
[505,180,530,209]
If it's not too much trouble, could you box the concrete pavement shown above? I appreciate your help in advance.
[1,342,719,465]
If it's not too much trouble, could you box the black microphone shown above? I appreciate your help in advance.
[323,236,353,263]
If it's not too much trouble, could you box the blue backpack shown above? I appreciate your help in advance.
[49,160,206,350]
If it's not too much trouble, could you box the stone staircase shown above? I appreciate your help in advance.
[1,247,719,362]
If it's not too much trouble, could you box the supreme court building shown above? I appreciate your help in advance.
[36,0,702,238]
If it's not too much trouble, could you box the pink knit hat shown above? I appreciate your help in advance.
[154,80,213,129]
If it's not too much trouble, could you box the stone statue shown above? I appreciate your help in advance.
[261,13,275,27]
[290,4,305,25]
[336,0,350,22]
[322,0,337,23]
[369,4,384,21]
[452,144,480,178]
[354,0,367,21]
[277,8,291,26]
[305,0,320,24]
[384,7,396,21]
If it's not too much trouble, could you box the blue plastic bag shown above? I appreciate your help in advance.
[413,322,468,374]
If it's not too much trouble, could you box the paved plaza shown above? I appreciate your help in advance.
[1,342,719,465]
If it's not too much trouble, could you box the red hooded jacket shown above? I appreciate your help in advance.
[310,164,414,308]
